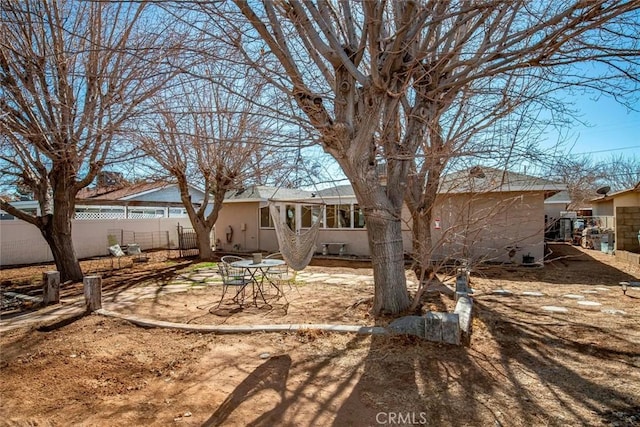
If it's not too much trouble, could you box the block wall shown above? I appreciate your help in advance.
[616,206,640,253]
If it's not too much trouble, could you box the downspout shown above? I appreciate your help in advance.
[256,200,261,251]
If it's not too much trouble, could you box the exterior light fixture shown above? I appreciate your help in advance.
[621,281,628,295]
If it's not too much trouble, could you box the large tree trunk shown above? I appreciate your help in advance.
[178,176,225,262]
[364,211,411,315]
[39,213,83,283]
[343,144,412,315]
[193,219,214,260]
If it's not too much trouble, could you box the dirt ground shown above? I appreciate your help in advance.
[1,244,639,426]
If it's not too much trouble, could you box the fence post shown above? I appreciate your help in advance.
[83,275,102,312]
[42,271,60,305]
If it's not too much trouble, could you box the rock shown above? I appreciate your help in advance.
[541,305,569,313]
[424,312,460,345]
[388,316,426,338]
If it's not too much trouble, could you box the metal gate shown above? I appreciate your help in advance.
[177,225,198,258]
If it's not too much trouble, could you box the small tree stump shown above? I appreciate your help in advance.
[455,295,473,346]
[83,276,102,312]
[455,274,469,301]
[42,271,60,305]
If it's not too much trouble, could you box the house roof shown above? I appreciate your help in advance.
[316,184,357,198]
[544,190,572,204]
[438,166,565,194]
[298,168,565,199]
[224,186,314,203]
[590,181,640,203]
[77,181,173,200]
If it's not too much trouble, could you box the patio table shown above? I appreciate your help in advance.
[230,259,286,305]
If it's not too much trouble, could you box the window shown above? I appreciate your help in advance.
[169,208,187,217]
[326,204,351,228]
[285,204,296,231]
[263,203,362,229]
[301,205,323,228]
[354,204,365,228]
[260,206,273,228]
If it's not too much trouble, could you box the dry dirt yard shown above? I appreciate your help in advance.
[1,244,639,426]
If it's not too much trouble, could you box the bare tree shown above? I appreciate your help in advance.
[0,1,184,280]
[138,67,287,259]
[380,1,640,289]
[602,154,640,190]
[548,155,607,208]
[174,1,640,315]
[404,76,557,283]
[547,152,639,209]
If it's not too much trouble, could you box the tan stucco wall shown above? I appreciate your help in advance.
[593,191,640,217]
[591,191,640,252]
[431,192,545,264]
[215,202,261,252]
[216,200,400,256]
[592,200,614,216]
[613,191,640,210]
[217,192,546,264]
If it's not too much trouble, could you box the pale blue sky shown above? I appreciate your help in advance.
[546,95,640,162]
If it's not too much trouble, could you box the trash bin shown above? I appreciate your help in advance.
[601,233,609,253]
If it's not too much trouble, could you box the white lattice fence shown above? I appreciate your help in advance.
[75,212,126,220]
[127,213,163,219]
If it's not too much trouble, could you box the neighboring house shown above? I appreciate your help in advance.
[215,166,566,265]
[75,181,203,219]
[544,190,572,220]
[543,190,574,242]
[1,181,203,220]
[590,182,640,253]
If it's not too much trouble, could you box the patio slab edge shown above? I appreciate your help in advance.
[96,309,389,335]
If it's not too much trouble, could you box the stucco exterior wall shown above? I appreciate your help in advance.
[613,191,640,210]
[0,217,193,266]
[431,192,545,264]
[592,200,614,216]
[215,202,261,252]
[215,200,393,256]
[216,191,546,264]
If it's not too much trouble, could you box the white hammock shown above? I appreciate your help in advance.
[269,202,323,271]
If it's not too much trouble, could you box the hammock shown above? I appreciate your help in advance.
[269,202,323,271]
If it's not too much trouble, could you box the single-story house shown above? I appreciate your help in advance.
[215,166,566,265]
[544,190,572,220]
[1,180,203,220]
[74,180,206,219]
[590,182,640,253]
[430,167,565,264]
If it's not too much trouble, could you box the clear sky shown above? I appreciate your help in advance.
[545,94,640,162]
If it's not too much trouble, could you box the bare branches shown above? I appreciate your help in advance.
[0,0,186,279]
